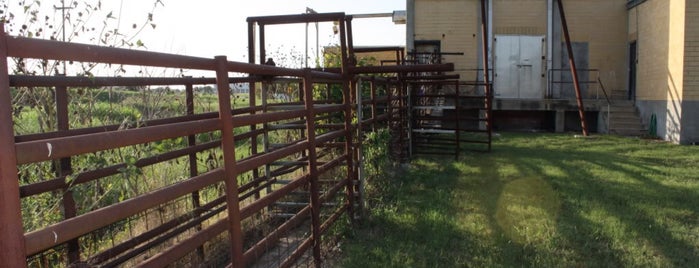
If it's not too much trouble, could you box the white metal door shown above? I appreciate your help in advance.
[494,35,544,99]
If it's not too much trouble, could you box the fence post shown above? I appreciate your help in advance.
[0,23,28,267]
[185,81,206,261]
[214,56,245,267]
[302,71,322,267]
[55,82,80,264]
[342,79,356,223]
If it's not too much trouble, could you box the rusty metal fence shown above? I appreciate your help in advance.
[0,10,457,266]
[0,26,399,268]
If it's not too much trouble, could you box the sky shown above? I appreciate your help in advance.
[3,0,406,70]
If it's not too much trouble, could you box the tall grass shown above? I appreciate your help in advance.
[341,133,699,267]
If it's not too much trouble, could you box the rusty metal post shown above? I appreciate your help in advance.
[247,21,261,199]
[345,17,355,66]
[0,23,28,267]
[370,79,377,132]
[258,25,266,69]
[338,19,349,75]
[480,0,494,150]
[400,81,408,160]
[342,79,356,223]
[302,71,322,268]
[185,82,205,261]
[556,0,589,136]
[214,56,245,267]
[55,82,80,264]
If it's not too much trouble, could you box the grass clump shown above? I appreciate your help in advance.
[340,133,699,267]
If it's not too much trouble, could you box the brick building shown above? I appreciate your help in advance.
[406,0,698,144]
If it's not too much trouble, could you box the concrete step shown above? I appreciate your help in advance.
[611,128,646,136]
[607,101,645,137]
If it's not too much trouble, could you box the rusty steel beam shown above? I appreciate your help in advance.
[0,24,27,267]
[54,83,80,264]
[315,129,347,145]
[6,36,216,70]
[303,73,323,267]
[556,0,589,136]
[88,196,225,265]
[313,104,345,114]
[15,112,219,143]
[236,141,309,174]
[480,0,494,150]
[401,74,461,81]
[137,217,228,268]
[23,169,224,256]
[103,204,227,267]
[320,205,348,234]
[280,237,313,268]
[6,35,337,80]
[353,46,404,53]
[15,118,220,164]
[349,63,454,74]
[214,56,245,268]
[239,174,310,219]
[185,81,206,262]
[8,75,255,88]
[243,206,311,263]
[231,109,306,127]
[20,140,219,197]
[247,12,346,25]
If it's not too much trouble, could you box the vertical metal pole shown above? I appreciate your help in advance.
[248,21,261,199]
[454,81,460,160]
[370,79,377,132]
[55,83,79,264]
[338,17,356,221]
[302,71,322,268]
[342,79,356,223]
[556,0,589,136]
[214,56,244,267]
[345,17,355,65]
[0,24,28,268]
[338,20,349,74]
[355,78,365,217]
[185,82,205,260]
[248,22,256,65]
[305,22,309,68]
[259,25,266,69]
[480,0,493,151]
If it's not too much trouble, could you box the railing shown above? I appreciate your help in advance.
[0,27,393,267]
[547,68,606,100]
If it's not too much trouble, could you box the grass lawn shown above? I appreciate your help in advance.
[340,133,699,267]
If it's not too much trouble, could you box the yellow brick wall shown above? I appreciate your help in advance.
[493,0,546,35]
[684,0,699,101]
[562,0,627,93]
[413,0,627,91]
[414,0,480,79]
[633,0,685,101]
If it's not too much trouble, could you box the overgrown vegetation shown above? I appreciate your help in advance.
[341,133,699,267]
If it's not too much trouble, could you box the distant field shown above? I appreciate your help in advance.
[340,133,699,267]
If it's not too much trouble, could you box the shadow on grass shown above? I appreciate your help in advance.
[340,133,698,267]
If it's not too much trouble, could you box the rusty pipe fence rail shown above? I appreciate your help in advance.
[0,26,394,267]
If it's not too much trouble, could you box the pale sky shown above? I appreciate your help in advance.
[3,0,406,70]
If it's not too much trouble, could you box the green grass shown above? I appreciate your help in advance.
[340,133,699,267]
